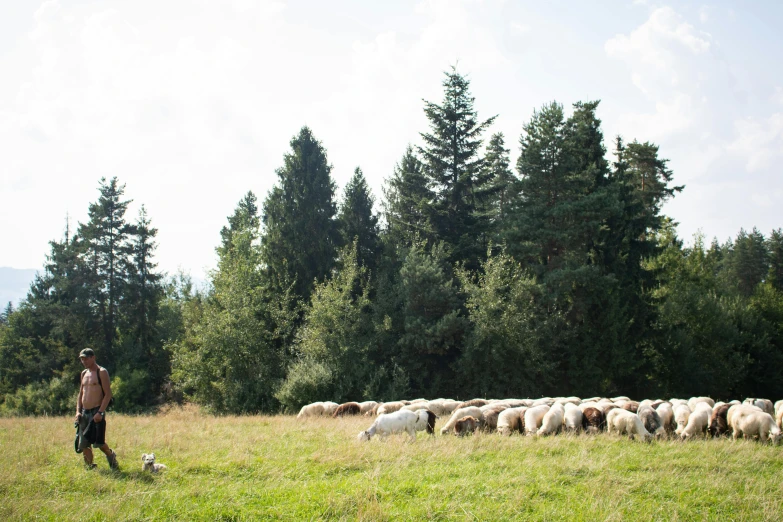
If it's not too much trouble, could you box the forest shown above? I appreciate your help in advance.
[1,69,782,415]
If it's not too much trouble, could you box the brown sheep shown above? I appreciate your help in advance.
[421,410,437,435]
[454,416,479,437]
[480,406,508,432]
[708,404,731,438]
[456,399,490,409]
[622,401,640,414]
[581,407,606,433]
[332,402,361,417]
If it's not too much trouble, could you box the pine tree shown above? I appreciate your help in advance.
[219,191,260,259]
[77,177,134,362]
[478,132,516,231]
[727,228,769,297]
[261,127,338,302]
[382,145,434,249]
[418,67,496,269]
[338,168,381,274]
[768,229,783,291]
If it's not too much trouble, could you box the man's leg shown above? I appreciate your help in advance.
[99,444,119,470]
[82,447,96,469]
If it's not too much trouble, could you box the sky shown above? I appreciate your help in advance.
[1,0,782,281]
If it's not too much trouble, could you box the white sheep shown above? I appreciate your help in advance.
[321,401,339,416]
[440,406,484,435]
[680,406,710,440]
[376,401,405,416]
[538,403,565,436]
[774,400,783,419]
[524,405,551,435]
[727,404,762,430]
[497,407,528,436]
[732,411,782,443]
[655,403,674,433]
[687,396,715,412]
[358,401,378,415]
[607,408,652,441]
[402,403,430,412]
[674,405,692,435]
[531,398,554,407]
[358,409,433,442]
[776,408,783,431]
[563,403,583,432]
[296,402,325,418]
[743,398,774,416]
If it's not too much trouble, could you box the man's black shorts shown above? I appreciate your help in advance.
[78,407,107,450]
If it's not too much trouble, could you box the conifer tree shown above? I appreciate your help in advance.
[338,168,381,274]
[261,127,338,302]
[478,132,516,231]
[768,229,783,291]
[727,228,769,297]
[219,191,260,259]
[419,68,496,269]
[382,146,433,249]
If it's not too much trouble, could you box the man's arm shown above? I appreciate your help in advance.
[75,372,84,420]
[98,368,112,412]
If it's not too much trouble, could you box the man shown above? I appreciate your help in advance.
[75,348,119,470]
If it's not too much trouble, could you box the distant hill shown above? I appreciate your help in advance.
[0,267,38,307]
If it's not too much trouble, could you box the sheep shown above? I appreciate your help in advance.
[524,405,551,436]
[358,410,422,442]
[297,402,325,418]
[578,401,599,412]
[607,408,652,441]
[727,404,762,430]
[687,396,715,412]
[358,401,378,415]
[424,400,453,417]
[581,407,606,433]
[322,401,339,416]
[440,406,484,435]
[733,411,782,443]
[402,403,430,412]
[333,402,362,417]
[621,401,640,414]
[637,405,666,439]
[480,404,509,432]
[563,403,583,432]
[708,404,731,438]
[414,409,437,435]
[743,398,774,416]
[774,399,783,419]
[376,401,405,416]
[497,407,528,436]
[456,399,490,409]
[453,416,479,436]
[674,405,692,435]
[538,403,565,436]
[611,396,631,403]
[557,397,582,406]
[601,403,619,415]
[531,398,555,407]
[656,403,674,433]
[680,406,710,440]
[776,408,783,431]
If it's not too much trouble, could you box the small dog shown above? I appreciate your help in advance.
[141,453,167,473]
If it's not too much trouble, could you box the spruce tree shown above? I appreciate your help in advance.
[219,191,260,259]
[768,229,783,291]
[77,177,133,362]
[418,67,496,269]
[261,127,338,302]
[338,168,381,274]
[382,145,434,249]
[727,228,769,297]
[478,132,516,232]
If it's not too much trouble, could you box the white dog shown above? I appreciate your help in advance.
[141,453,167,473]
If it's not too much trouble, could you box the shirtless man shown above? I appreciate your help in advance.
[75,348,119,470]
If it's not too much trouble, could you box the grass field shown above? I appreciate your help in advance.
[2,405,783,521]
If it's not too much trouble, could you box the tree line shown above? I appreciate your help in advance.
[2,68,782,415]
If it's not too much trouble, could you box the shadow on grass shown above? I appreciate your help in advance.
[97,469,156,483]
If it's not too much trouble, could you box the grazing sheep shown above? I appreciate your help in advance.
[743,398,774,416]
[414,409,437,435]
[611,396,631,403]
[297,402,325,419]
[424,400,454,417]
[441,406,484,435]
[708,404,731,438]
[456,399,490,409]
[333,402,362,417]
[687,396,715,412]
[322,402,339,416]
[524,405,551,435]
[582,397,601,403]
[775,408,783,431]
[578,401,599,412]
[774,400,783,419]
[601,403,619,415]
[376,401,405,416]
[674,405,692,435]
[359,401,378,415]
[727,404,762,430]
[531,398,554,407]
[402,403,430,412]
[607,408,652,441]
[497,407,528,436]
[656,403,674,433]
[563,403,583,432]
[733,411,782,443]
[480,405,509,432]
[637,405,666,439]
[581,407,606,433]
[538,403,565,436]
[680,407,710,440]
[358,410,422,442]
[669,399,688,410]
[622,401,640,414]
[454,416,479,437]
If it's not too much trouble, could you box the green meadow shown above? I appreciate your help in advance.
[2,406,782,521]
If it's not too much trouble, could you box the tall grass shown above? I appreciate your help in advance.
[2,405,782,520]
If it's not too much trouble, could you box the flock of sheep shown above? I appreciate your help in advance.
[296,396,783,443]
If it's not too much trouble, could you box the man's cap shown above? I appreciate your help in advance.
[79,348,95,358]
